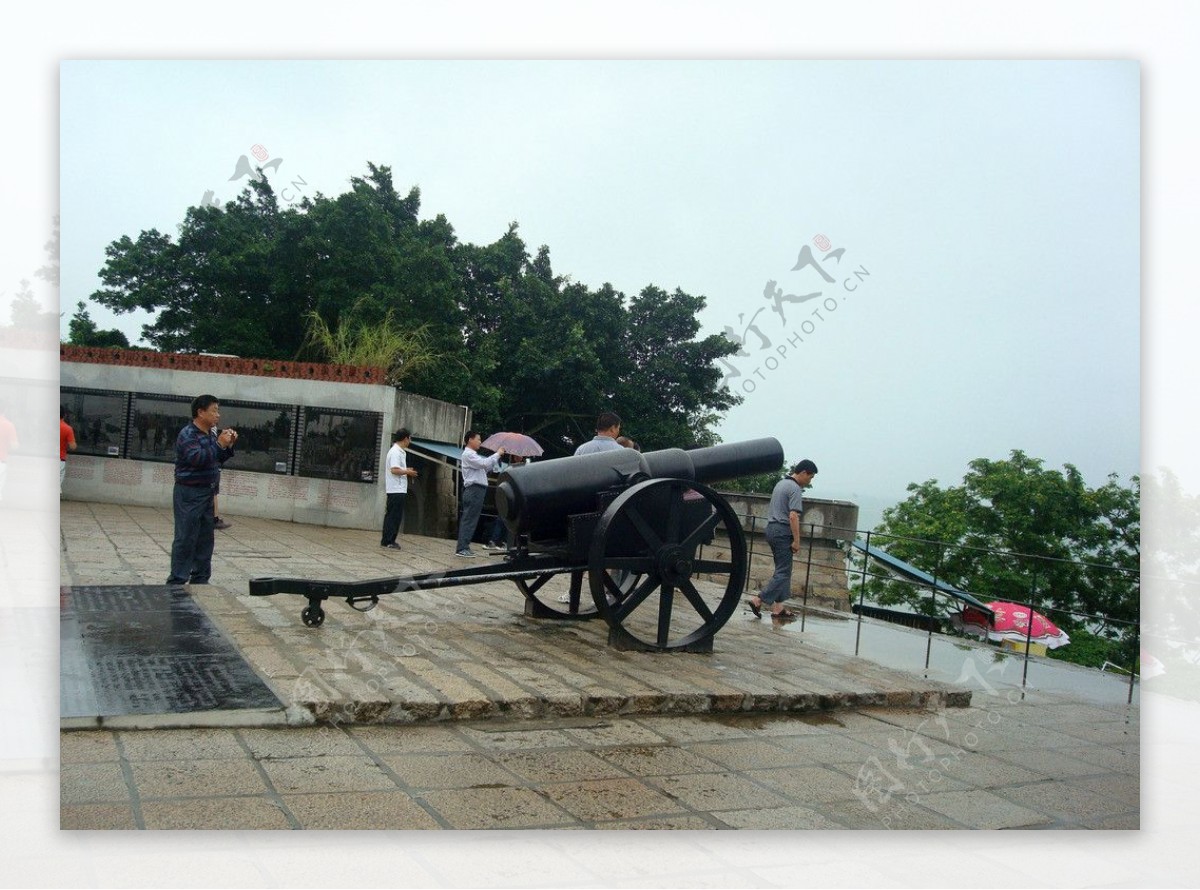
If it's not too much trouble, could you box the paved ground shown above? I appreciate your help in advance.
[61,694,1138,830]
[59,502,966,729]
[57,501,1140,831]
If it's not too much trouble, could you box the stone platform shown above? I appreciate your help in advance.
[59,502,968,729]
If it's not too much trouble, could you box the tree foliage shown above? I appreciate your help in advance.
[66,301,130,348]
[8,279,54,330]
[301,300,441,386]
[38,215,60,287]
[86,163,740,455]
[866,450,1140,654]
[721,458,811,496]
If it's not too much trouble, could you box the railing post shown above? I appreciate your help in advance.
[1128,622,1139,705]
[925,541,945,672]
[800,522,816,632]
[744,513,757,594]
[1020,572,1038,691]
[854,530,871,657]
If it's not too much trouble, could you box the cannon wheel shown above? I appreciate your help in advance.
[588,478,746,652]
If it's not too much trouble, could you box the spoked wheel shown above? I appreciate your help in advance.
[515,571,601,620]
[588,478,747,652]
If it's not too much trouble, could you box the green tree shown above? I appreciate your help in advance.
[721,459,794,496]
[866,450,1139,662]
[66,301,130,348]
[611,285,741,450]
[37,215,60,287]
[482,240,616,451]
[8,279,54,329]
[84,161,741,452]
[1136,469,1200,691]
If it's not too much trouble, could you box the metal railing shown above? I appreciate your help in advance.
[703,512,1141,704]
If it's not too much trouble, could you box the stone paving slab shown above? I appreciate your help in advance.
[58,702,1140,830]
[56,501,1141,831]
[60,502,968,729]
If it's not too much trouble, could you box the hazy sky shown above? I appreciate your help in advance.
[58,60,1139,527]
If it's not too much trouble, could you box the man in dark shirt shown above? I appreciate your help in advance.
[167,394,238,585]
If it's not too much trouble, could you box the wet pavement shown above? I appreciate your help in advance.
[61,585,280,721]
[61,694,1138,830]
[55,501,1142,832]
[59,503,967,730]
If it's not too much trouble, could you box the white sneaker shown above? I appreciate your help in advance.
[558,592,619,606]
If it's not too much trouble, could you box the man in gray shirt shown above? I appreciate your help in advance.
[574,412,624,455]
[746,459,818,622]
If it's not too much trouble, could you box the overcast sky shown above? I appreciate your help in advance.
[57,59,1139,527]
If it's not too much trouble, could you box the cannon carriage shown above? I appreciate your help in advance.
[249,437,783,652]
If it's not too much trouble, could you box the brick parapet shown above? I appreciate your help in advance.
[59,345,387,385]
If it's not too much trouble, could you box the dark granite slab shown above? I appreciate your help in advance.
[61,585,281,719]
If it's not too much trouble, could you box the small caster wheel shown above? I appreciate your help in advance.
[301,605,325,627]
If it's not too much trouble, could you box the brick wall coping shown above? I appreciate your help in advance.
[60,345,387,385]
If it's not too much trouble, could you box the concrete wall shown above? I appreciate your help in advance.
[60,358,468,535]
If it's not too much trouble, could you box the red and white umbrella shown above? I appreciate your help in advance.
[1141,651,1166,678]
[480,431,544,458]
[950,600,1071,649]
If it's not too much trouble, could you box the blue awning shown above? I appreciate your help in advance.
[850,539,993,614]
[409,439,463,463]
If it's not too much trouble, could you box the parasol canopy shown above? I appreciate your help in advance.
[480,431,544,458]
[949,600,1071,649]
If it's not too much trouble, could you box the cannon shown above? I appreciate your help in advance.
[249,436,783,653]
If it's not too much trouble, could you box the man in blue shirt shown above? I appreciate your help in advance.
[455,430,505,557]
[746,459,818,622]
[166,395,237,585]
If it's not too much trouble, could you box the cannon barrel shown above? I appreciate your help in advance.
[495,437,784,541]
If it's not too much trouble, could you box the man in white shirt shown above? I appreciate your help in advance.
[455,430,505,557]
[574,411,624,455]
[381,428,417,550]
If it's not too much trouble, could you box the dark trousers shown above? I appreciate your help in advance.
[759,522,795,605]
[455,484,487,552]
[486,514,509,546]
[381,492,407,545]
[168,483,215,584]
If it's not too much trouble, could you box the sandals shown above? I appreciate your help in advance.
[747,600,799,622]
